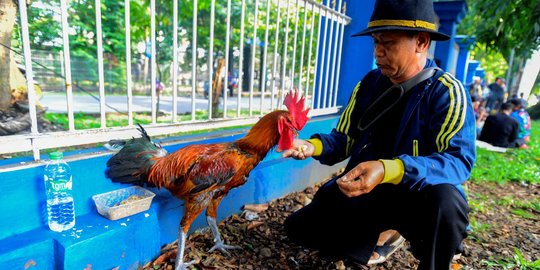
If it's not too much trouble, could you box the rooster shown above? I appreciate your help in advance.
[106,90,309,270]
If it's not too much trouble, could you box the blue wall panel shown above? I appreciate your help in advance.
[336,0,376,107]
[0,238,56,270]
[0,115,344,268]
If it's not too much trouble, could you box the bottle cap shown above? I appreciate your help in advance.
[49,151,64,160]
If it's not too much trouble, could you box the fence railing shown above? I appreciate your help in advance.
[2,0,350,161]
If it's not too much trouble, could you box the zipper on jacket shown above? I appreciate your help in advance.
[392,91,426,156]
[413,139,419,156]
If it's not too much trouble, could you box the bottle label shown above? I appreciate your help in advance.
[47,177,72,192]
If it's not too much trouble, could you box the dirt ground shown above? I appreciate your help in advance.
[145,180,539,270]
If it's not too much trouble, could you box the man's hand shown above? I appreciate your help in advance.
[336,161,385,197]
[278,139,315,160]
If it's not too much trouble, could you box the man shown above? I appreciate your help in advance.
[510,98,531,148]
[486,77,506,112]
[279,0,476,269]
[479,102,520,148]
[469,76,483,97]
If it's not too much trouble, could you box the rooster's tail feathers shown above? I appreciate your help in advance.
[106,125,167,185]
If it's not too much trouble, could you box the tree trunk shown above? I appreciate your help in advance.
[211,58,225,119]
[510,58,525,98]
[0,0,17,110]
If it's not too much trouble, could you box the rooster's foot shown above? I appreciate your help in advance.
[175,259,196,270]
[208,241,240,256]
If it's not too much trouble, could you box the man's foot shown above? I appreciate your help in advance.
[368,231,405,265]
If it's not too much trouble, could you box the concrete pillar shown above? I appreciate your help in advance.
[333,0,376,108]
[475,68,485,81]
[466,60,480,85]
[454,35,475,84]
[433,1,467,74]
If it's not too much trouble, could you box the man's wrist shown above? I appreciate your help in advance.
[306,138,323,157]
[378,159,404,185]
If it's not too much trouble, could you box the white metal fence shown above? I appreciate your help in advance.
[3,0,350,161]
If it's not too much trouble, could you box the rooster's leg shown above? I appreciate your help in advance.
[174,226,195,270]
[175,201,205,270]
[206,196,240,255]
[206,216,240,255]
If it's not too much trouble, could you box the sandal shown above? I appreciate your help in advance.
[367,235,406,265]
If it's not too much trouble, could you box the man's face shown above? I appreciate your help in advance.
[372,31,420,82]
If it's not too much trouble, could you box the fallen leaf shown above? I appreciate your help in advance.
[243,204,269,213]
[247,221,264,230]
[153,250,176,266]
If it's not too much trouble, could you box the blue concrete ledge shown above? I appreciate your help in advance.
[0,115,345,270]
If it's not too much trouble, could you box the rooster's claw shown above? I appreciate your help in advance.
[208,242,240,255]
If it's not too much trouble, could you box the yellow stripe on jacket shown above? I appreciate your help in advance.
[336,81,361,156]
[436,74,467,152]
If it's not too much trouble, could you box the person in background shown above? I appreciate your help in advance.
[471,94,482,114]
[469,76,483,97]
[476,107,488,138]
[471,95,487,137]
[479,102,520,148]
[510,98,531,149]
[279,0,476,268]
[486,77,506,112]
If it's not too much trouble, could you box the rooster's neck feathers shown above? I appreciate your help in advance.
[236,110,287,157]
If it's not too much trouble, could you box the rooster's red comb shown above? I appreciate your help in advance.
[283,89,310,130]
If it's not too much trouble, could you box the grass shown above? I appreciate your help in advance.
[469,120,540,267]
[467,216,490,243]
[470,120,540,185]
[497,195,540,221]
[468,193,491,213]
[482,248,540,269]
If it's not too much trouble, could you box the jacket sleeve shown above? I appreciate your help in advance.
[309,81,362,166]
[397,73,476,190]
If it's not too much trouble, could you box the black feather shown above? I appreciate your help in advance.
[105,125,166,185]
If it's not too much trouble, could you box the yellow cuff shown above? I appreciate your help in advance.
[379,159,404,185]
[306,138,323,157]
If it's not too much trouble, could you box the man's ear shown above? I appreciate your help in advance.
[416,32,431,53]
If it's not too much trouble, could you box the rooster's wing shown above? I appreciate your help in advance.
[150,143,251,196]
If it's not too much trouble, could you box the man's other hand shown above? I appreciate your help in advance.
[336,160,384,197]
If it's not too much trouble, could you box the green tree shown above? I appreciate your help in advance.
[458,0,540,93]
[458,0,540,59]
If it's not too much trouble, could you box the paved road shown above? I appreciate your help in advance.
[40,92,276,114]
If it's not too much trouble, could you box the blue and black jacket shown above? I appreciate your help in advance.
[309,59,476,198]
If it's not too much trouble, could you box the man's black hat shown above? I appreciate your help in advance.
[353,0,450,41]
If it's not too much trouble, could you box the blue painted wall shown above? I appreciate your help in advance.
[454,35,476,84]
[466,60,481,86]
[0,116,346,269]
[336,0,376,107]
[433,1,467,74]
[312,0,375,109]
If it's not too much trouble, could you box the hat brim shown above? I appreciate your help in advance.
[352,26,450,41]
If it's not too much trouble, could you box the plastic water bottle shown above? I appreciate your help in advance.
[44,151,75,232]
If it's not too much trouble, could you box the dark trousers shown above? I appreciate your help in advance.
[284,178,469,270]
